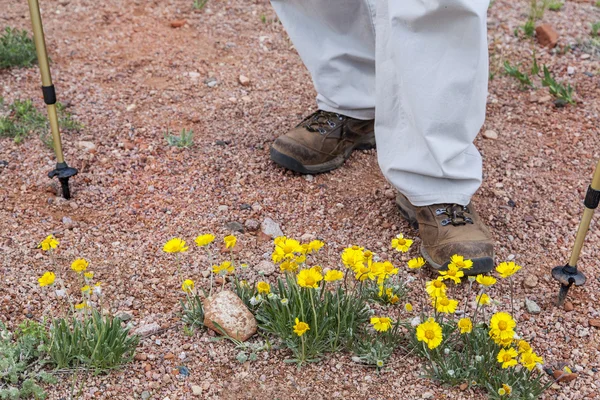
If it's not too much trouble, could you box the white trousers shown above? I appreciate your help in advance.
[270,0,489,206]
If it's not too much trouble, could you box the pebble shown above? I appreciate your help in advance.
[170,19,186,28]
[422,392,434,399]
[564,301,574,312]
[225,221,244,232]
[162,374,172,383]
[261,217,284,238]
[303,174,314,182]
[134,322,161,336]
[244,219,260,231]
[538,95,552,103]
[77,141,96,152]
[238,75,250,86]
[522,275,538,289]
[192,385,203,396]
[217,205,229,212]
[567,66,575,75]
[205,77,218,88]
[116,311,133,321]
[300,233,316,242]
[525,298,541,314]
[141,391,151,400]
[483,130,498,140]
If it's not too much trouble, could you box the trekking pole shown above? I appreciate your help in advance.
[552,159,600,306]
[26,0,77,199]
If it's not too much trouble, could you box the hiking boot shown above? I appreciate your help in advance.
[270,110,375,174]
[396,193,494,275]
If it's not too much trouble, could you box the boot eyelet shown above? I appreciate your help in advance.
[441,219,451,226]
[435,208,447,216]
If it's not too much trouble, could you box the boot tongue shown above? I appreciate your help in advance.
[302,111,342,134]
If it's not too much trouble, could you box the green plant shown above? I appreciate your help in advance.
[0,321,55,399]
[260,14,267,24]
[352,319,404,369]
[522,19,536,37]
[0,27,37,69]
[0,98,82,144]
[180,293,205,331]
[592,21,600,37]
[503,61,533,88]
[596,0,600,7]
[165,127,194,148]
[193,0,208,10]
[541,65,575,104]
[547,1,562,11]
[48,310,139,371]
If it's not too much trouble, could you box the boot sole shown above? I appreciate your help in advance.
[396,193,494,275]
[270,134,376,175]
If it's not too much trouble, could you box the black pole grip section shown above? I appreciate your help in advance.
[42,85,56,105]
[584,185,600,209]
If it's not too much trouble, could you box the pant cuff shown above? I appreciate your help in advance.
[317,101,376,120]
[402,192,474,207]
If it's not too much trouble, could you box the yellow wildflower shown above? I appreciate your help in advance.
[84,272,94,280]
[280,260,300,273]
[224,235,237,249]
[163,238,188,253]
[38,271,56,287]
[496,261,522,278]
[38,235,59,251]
[297,268,323,288]
[71,258,89,274]
[458,318,473,334]
[439,265,464,284]
[563,366,572,374]
[306,240,324,253]
[74,302,88,311]
[407,257,426,270]
[416,318,443,350]
[293,318,309,336]
[354,266,375,282]
[425,278,447,298]
[517,340,531,354]
[404,303,413,312]
[341,246,365,272]
[498,388,506,396]
[272,237,303,263]
[502,384,512,395]
[182,279,195,293]
[489,312,516,345]
[520,350,543,371]
[391,234,413,253]
[311,265,322,274]
[433,296,458,314]
[476,293,491,306]
[476,274,496,286]
[449,254,473,270]
[497,347,518,369]
[195,234,215,247]
[256,281,271,294]
[370,316,393,332]
[81,285,91,294]
[324,269,344,282]
[382,261,398,276]
[212,261,235,275]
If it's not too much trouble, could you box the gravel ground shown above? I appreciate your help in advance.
[1,0,600,399]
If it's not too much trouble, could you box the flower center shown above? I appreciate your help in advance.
[502,354,511,362]
[456,261,465,267]
[425,330,435,340]
[439,298,449,306]
[305,277,315,286]
[433,281,442,288]
[498,321,508,330]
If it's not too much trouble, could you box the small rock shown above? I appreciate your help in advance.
[589,319,600,328]
[141,391,151,400]
[192,385,203,396]
[244,219,260,232]
[303,174,314,182]
[134,353,147,361]
[522,275,538,289]
[261,217,283,238]
[422,392,434,399]
[164,353,175,360]
[384,189,395,199]
[525,298,541,314]
[187,71,200,80]
[580,54,590,60]
[538,95,552,103]
[300,233,316,242]
[483,130,498,140]
[225,221,244,233]
[529,92,539,103]
[256,260,276,276]
[217,205,229,212]
[567,66,575,75]
[62,216,73,226]
[238,75,250,86]
[162,374,172,384]
[77,141,96,152]
[205,77,218,88]
[459,383,468,391]
[535,24,559,48]
[116,310,133,321]
[203,290,257,341]
[134,322,161,336]
[564,301,574,312]
[170,19,186,28]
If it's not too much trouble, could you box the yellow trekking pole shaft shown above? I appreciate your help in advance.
[26,0,77,199]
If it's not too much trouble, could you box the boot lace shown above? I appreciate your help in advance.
[299,110,345,135]
[435,204,474,226]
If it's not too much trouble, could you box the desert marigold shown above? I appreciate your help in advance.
[195,234,215,247]
[388,292,399,305]
[517,340,531,354]
[38,235,59,251]
[407,257,426,270]
[489,312,516,345]
[293,318,310,336]
[497,347,518,369]
[84,272,94,280]
[458,318,473,334]
[476,293,491,306]
[391,234,413,253]
[163,238,188,253]
[439,265,464,284]
[306,240,325,253]
[182,279,195,293]
[475,274,496,286]
[224,235,237,249]
[416,318,443,350]
[382,261,398,276]
[341,246,365,272]
[256,281,271,294]
[496,261,522,278]
[433,296,458,314]
[520,350,543,371]
[71,258,89,274]
[212,261,234,275]
[324,269,344,282]
[279,260,299,273]
[449,254,473,270]
[502,384,512,395]
[426,278,447,298]
[272,236,303,263]
[75,302,88,311]
[297,268,323,288]
[370,316,393,332]
[81,285,91,294]
[404,303,413,312]
[38,271,56,287]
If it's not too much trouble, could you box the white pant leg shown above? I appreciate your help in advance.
[375,0,489,206]
[270,0,377,120]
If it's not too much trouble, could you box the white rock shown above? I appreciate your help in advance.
[77,141,96,151]
[238,75,250,86]
[483,130,498,140]
[203,291,257,341]
[567,66,575,75]
[300,233,316,242]
[134,322,161,336]
[217,205,229,212]
[192,385,203,396]
[525,298,541,314]
[261,217,283,238]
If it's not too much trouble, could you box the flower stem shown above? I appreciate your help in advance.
[309,289,318,338]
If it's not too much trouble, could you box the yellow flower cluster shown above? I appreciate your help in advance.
[38,235,59,251]
[272,237,324,273]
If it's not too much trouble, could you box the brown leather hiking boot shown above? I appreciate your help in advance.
[270,110,375,174]
[396,194,494,275]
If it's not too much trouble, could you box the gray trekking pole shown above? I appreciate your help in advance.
[551,159,600,306]
[26,0,77,199]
